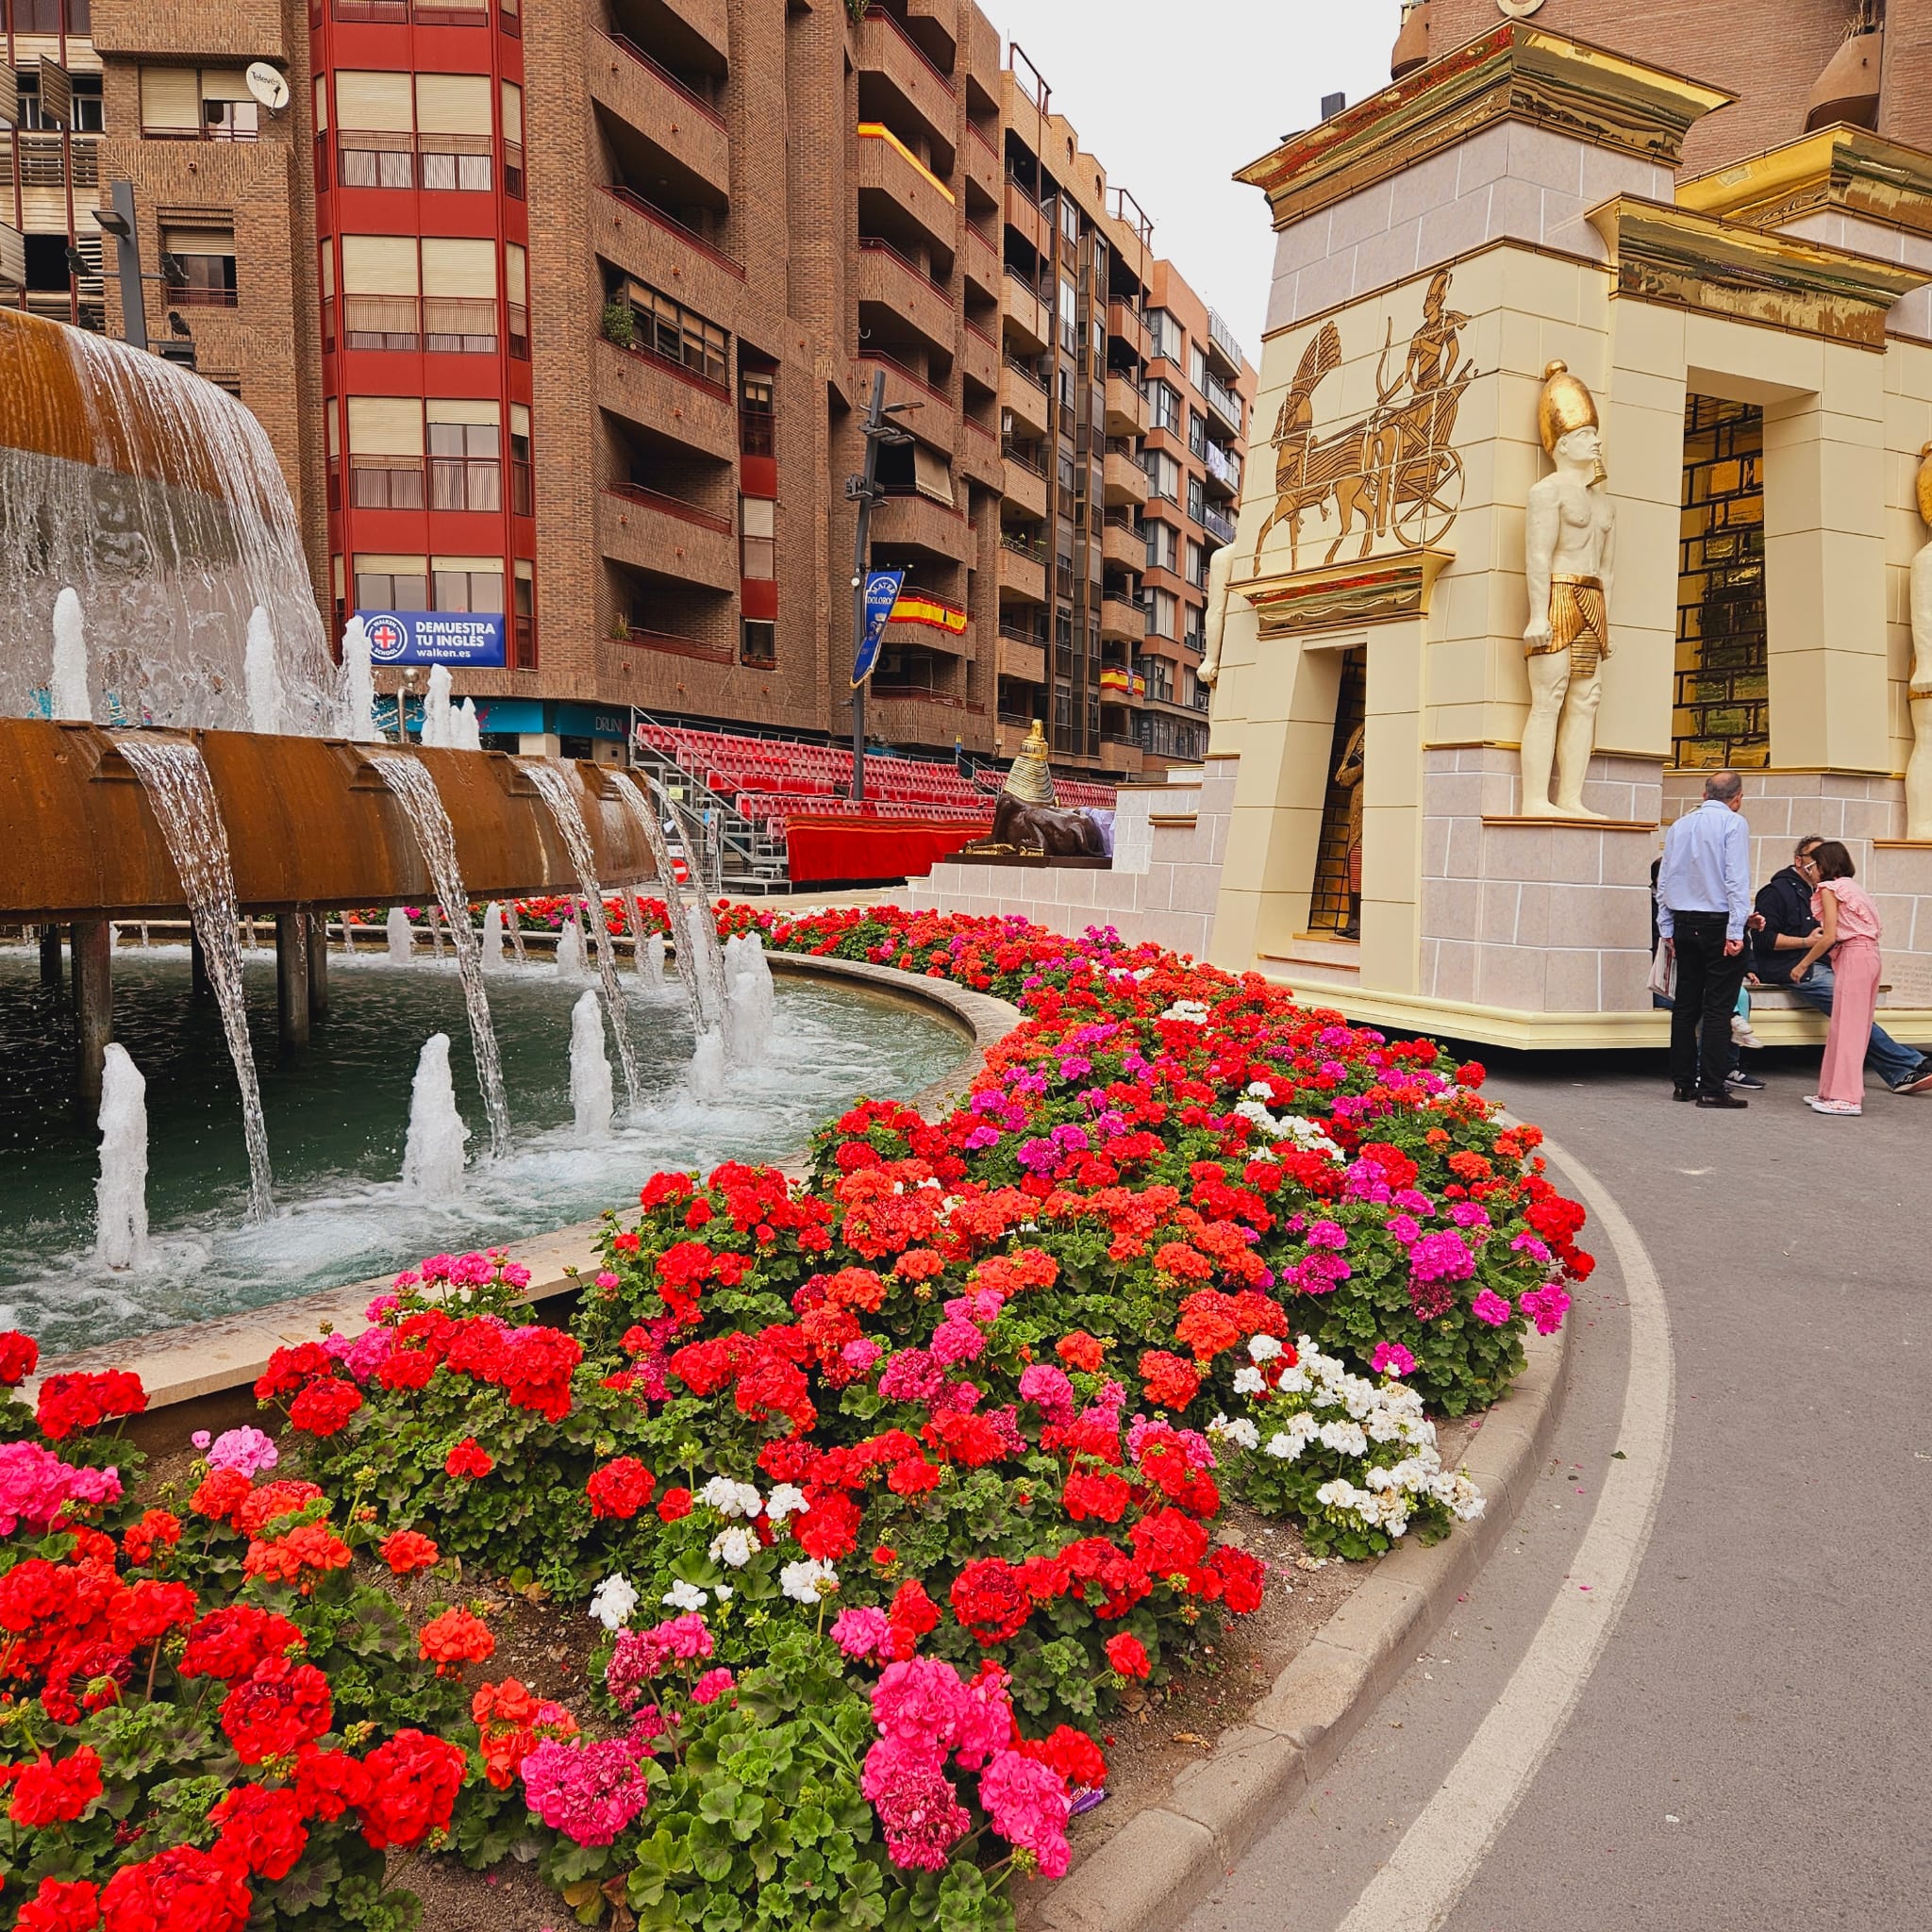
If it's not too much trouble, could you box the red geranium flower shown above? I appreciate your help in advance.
[0,1328,40,1387]
[97,1844,252,1932]
[585,1456,656,1521]
[292,1746,371,1824]
[6,1747,104,1828]
[287,1377,363,1438]
[949,1557,1033,1645]
[418,1607,494,1674]
[14,1876,100,1932]
[1056,1331,1106,1374]
[379,1529,441,1575]
[358,1729,467,1851]
[35,1370,146,1441]
[220,1657,333,1765]
[1104,1632,1152,1679]
[656,1485,693,1523]
[179,1606,305,1685]
[444,1438,493,1480]
[209,1785,308,1881]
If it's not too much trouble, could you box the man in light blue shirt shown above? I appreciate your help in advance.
[1657,770,1752,1108]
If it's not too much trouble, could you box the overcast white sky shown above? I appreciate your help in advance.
[985,0,1407,361]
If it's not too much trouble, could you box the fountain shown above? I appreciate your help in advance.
[93,1041,151,1272]
[657,782,732,1030]
[111,737,274,1217]
[724,931,776,1069]
[338,616,380,743]
[421,664,454,748]
[243,606,283,737]
[401,1033,469,1198]
[643,932,667,989]
[568,990,615,1141]
[480,902,508,973]
[50,587,89,722]
[371,755,512,1159]
[453,698,482,752]
[519,762,641,1111]
[387,907,413,964]
[688,1025,727,1103]
[609,771,704,1039]
[555,914,590,983]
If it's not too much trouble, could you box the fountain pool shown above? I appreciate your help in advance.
[0,946,964,1354]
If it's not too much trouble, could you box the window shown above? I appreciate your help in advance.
[1146,308,1181,362]
[141,68,258,141]
[354,553,428,610]
[740,497,774,580]
[1187,475,1205,524]
[505,245,527,358]
[329,70,494,192]
[1188,409,1207,458]
[71,75,104,134]
[415,74,493,191]
[333,71,413,186]
[1145,519,1177,572]
[1144,448,1179,504]
[1147,380,1179,435]
[1146,588,1176,639]
[739,369,774,456]
[614,278,729,388]
[1189,342,1207,393]
[423,236,499,351]
[1186,538,1205,588]
[512,559,536,666]
[501,81,524,197]
[741,619,775,668]
[346,396,425,507]
[510,404,532,515]
[432,555,504,611]
[341,234,422,348]
[428,401,501,510]
[1058,275,1077,355]
[162,226,236,308]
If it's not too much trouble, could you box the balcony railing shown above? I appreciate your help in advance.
[1000,441,1045,478]
[1204,373,1243,432]
[166,284,239,309]
[1204,441,1241,491]
[998,622,1046,645]
[862,4,958,95]
[601,31,727,127]
[336,130,496,193]
[1202,504,1238,546]
[859,347,951,407]
[339,294,524,356]
[858,233,946,292]
[604,480,732,536]
[340,454,509,512]
[618,625,734,664]
[1002,354,1047,393]
[601,184,745,280]
[1207,307,1244,371]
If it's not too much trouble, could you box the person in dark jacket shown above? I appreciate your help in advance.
[1753,834,1932,1094]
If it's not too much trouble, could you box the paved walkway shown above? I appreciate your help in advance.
[1182,1047,1930,1931]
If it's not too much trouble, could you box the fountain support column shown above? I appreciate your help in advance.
[72,919,111,1103]
[40,924,62,988]
[276,911,310,1048]
[307,912,329,1019]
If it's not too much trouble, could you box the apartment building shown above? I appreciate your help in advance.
[2,0,1253,776]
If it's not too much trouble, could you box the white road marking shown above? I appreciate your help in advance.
[1330,1131,1675,1932]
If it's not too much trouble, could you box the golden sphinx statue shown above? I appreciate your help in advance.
[965,722,1108,859]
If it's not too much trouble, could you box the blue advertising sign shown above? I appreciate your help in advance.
[852,569,905,688]
[358,610,507,669]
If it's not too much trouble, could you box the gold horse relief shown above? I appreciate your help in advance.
[1252,266,1478,575]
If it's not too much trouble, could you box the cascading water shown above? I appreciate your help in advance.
[371,754,512,1158]
[568,989,614,1141]
[1,314,335,731]
[243,606,283,736]
[338,616,380,742]
[113,735,274,1219]
[658,784,732,1029]
[386,907,412,964]
[508,912,528,967]
[94,1041,151,1271]
[688,1027,726,1102]
[480,901,507,972]
[401,1033,470,1198]
[50,586,89,721]
[723,931,776,1069]
[518,761,641,1111]
[608,771,703,1039]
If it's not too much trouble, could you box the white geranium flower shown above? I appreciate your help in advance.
[1232,1366,1265,1395]
[779,1557,840,1604]
[660,1579,708,1612]
[765,1483,808,1523]
[708,1526,758,1570]
[1247,1334,1283,1363]
[700,1476,762,1519]
[1264,1430,1301,1461]
[588,1573,639,1631]
[1208,1414,1259,1451]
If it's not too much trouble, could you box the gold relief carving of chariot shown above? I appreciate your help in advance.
[1252,267,1478,575]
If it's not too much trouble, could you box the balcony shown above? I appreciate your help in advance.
[1104,372,1146,438]
[958,318,999,395]
[1000,358,1049,438]
[1204,439,1242,498]
[872,488,974,563]
[1099,592,1144,642]
[869,691,981,747]
[963,220,1000,301]
[997,537,1047,604]
[1207,306,1245,378]
[1101,515,1142,574]
[1107,297,1148,360]
[963,120,1000,202]
[599,484,737,591]
[594,186,744,330]
[1204,373,1244,439]
[1103,443,1148,508]
[1099,735,1144,775]
[592,33,731,197]
[858,124,957,253]
[650,0,730,63]
[858,7,956,151]
[594,336,737,458]
[996,628,1046,686]
[1001,443,1046,519]
[1001,271,1048,354]
[858,349,955,436]
[858,237,957,353]
[340,294,511,357]
[1003,174,1049,255]
[1201,503,1238,546]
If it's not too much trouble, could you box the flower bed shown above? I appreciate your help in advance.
[0,908,1588,1932]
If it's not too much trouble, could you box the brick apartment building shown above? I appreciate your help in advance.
[0,0,1254,776]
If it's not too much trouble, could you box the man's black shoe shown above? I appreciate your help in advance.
[1673,1085,1696,1102]
[1695,1090,1748,1108]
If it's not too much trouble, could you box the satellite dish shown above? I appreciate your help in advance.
[244,61,291,113]
[1495,0,1548,16]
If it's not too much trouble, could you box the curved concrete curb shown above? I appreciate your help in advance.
[1029,1311,1574,1932]
[19,954,1019,1439]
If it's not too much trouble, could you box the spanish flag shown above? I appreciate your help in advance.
[889,591,968,635]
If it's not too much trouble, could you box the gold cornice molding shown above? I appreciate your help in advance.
[1676,125,1932,241]
[1236,24,1732,234]
[1586,195,1927,347]
[1233,549,1453,637]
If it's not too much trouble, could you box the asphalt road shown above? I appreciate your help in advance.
[1181,1045,1932,1932]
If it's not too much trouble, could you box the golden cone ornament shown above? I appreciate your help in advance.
[1002,720,1058,807]
[1537,359,1599,456]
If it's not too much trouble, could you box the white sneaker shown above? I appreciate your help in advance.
[1731,1015,1764,1049]
[1804,1096,1861,1116]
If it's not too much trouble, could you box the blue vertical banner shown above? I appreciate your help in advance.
[852,569,905,688]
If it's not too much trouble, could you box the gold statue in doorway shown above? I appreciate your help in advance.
[1251,266,1477,574]
[1333,723,1365,939]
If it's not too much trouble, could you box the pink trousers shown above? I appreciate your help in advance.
[1818,937,1881,1106]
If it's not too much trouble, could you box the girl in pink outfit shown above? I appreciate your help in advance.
[1792,841,1883,1116]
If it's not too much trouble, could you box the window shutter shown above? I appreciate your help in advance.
[499,81,523,145]
[347,396,425,456]
[161,226,235,258]
[334,70,414,132]
[141,68,201,133]
[312,75,328,132]
[913,446,955,507]
[509,402,530,438]
[354,552,429,575]
[431,554,503,573]
[425,398,500,425]
[341,234,420,295]
[319,242,334,300]
[504,242,526,307]
[420,236,495,296]
[414,73,490,135]
[200,69,254,102]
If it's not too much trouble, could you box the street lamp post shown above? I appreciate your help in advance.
[844,369,916,804]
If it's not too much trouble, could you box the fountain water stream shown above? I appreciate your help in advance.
[94,1041,151,1271]
[480,901,507,972]
[50,587,88,721]
[724,931,776,1068]
[113,735,274,1218]
[643,932,666,989]
[658,785,732,1030]
[386,907,412,963]
[338,616,380,742]
[518,761,641,1111]
[401,1033,469,1198]
[370,755,512,1158]
[421,665,454,748]
[555,915,589,982]
[608,771,704,1038]
[568,989,614,1141]
[453,698,481,751]
[243,606,283,736]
